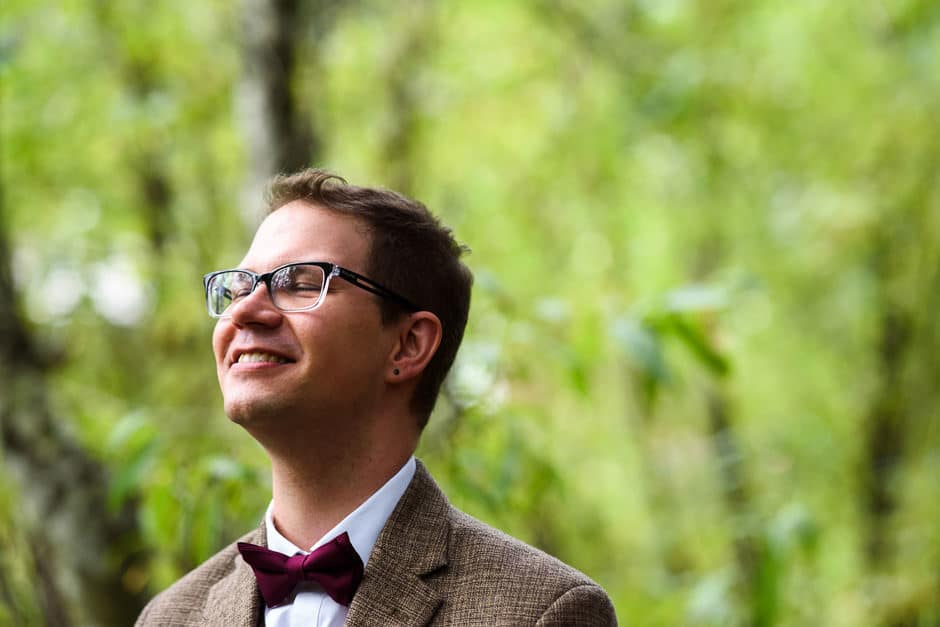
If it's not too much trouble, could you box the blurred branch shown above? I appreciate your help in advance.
[529,0,638,71]
[381,0,438,195]
[862,297,910,569]
[91,2,177,254]
[861,141,938,576]
[705,387,772,627]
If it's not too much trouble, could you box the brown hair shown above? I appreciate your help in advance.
[266,168,472,427]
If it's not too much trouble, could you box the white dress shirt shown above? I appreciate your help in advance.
[262,456,417,627]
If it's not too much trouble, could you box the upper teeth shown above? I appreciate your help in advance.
[237,352,288,364]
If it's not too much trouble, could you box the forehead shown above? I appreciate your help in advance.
[240,201,371,271]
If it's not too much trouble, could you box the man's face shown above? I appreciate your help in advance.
[212,201,398,430]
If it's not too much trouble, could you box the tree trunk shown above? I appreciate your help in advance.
[238,0,324,224]
[862,304,910,569]
[0,200,147,625]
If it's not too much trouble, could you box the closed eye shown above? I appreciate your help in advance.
[289,284,322,293]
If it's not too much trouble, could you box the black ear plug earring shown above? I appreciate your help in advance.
[393,368,400,375]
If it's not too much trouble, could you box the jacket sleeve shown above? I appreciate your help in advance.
[537,583,619,627]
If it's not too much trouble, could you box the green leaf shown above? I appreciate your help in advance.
[108,439,158,511]
[666,315,731,377]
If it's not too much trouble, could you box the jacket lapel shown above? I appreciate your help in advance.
[345,461,449,627]
[202,524,265,627]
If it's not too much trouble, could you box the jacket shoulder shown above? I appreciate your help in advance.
[446,507,591,584]
[437,507,617,625]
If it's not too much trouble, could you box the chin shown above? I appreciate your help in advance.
[224,396,282,427]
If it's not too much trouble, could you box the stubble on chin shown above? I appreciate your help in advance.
[219,369,290,426]
[223,394,283,429]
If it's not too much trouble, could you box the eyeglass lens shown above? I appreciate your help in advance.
[207,264,327,316]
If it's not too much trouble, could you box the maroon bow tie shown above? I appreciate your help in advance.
[238,532,364,608]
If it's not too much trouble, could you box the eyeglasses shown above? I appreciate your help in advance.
[203,261,420,318]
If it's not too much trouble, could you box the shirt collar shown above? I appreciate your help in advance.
[265,456,416,566]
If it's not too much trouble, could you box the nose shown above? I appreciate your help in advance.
[228,281,283,328]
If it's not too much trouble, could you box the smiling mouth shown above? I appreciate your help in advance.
[236,352,292,364]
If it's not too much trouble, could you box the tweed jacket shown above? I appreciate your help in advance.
[136,461,617,626]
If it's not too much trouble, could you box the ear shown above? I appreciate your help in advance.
[386,311,443,383]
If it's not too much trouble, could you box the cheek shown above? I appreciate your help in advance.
[212,321,233,366]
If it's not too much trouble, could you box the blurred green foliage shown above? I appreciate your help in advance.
[2,0,940,625]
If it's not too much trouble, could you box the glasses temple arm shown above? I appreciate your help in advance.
[336,269,420,311]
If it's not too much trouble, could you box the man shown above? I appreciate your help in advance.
[137,169,617,626]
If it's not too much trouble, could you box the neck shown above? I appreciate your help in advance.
[261,414,416,549]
